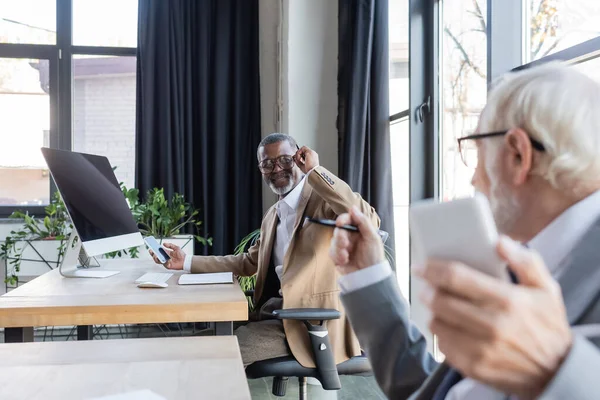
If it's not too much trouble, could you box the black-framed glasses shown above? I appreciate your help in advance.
[258,155,295,174]
[457,131,546,168]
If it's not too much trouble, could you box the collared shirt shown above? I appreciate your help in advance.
[272,176,306,287]
[339,190,600,399]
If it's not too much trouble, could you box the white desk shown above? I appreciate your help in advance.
[0,336,251,400]
[0,259,248,342]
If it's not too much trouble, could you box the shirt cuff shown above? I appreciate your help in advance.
[338,261,393,294]
[183,255,193,272]
[306,166,318,177]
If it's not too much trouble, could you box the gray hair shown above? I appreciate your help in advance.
[257,133,298,157]
[479,62,600,193]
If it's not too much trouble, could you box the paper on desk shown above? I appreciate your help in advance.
[178,272,234,285]
[89,389,167,400]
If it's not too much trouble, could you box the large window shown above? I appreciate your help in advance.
[389,0,410,299]
[440,0,487,201]
[0,1,138,216]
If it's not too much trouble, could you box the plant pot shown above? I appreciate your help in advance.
[3,239,64,288]
[101,234,196,260]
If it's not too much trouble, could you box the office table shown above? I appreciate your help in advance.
[0,259,248,342]
[0,336,251,400]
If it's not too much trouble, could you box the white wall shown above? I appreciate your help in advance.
[284,0,338,175]
[259,0,281,211]
[259,0,339,212]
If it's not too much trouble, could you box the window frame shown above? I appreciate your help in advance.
[0,0,137,218]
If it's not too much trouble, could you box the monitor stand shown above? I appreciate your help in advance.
[59,231,120,278]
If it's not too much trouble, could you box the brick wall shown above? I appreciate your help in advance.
[73,74,137,190]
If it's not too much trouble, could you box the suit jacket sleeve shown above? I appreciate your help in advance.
[539,335,600,400]
[189,236,260,277]
[308,166,380,226]
[340,276,439,399]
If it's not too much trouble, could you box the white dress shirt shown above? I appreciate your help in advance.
[339,190,600,399]
[272,176,306,292]
[183,172,311,281]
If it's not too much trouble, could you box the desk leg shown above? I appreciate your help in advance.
[5,327,33,343]
[215,322,233,335]
[77,325,93,340]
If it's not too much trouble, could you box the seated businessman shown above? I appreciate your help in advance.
[152,133,380,367]
[330,63,600,399]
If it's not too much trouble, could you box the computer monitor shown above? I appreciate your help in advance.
[41,148,144,277]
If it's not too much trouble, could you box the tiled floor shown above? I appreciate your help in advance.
[248,376,386,400]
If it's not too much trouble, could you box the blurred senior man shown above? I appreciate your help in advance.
[330,63,600,400]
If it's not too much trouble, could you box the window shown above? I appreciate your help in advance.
[525,0,600,63]
[0,57,51,206]
[389,0,410,299]
[440,0,487,201]
[0,1,138,217]
[73,0,138,47]
[72,56,137,189]
[0,0,56,45]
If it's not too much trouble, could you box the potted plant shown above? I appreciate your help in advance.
[112,186,212,259]
[0,191,71,288]
[234,229,261,310]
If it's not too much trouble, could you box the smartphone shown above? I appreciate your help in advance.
[144,236,171,264]
[409,193,508,280]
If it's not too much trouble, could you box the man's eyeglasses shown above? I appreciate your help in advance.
[258,155,295,174]
[457,131,546,168]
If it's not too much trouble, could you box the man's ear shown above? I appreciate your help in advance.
[504,128,533,185]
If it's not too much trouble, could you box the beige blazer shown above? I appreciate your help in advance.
[189,166,380,368]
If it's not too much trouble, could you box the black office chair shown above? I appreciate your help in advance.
[245,308,372,399]
[245,230,389,399]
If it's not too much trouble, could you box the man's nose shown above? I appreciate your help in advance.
[272,162,283,173]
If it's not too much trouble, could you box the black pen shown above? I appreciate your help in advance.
[305,217,359,232]
[295,144,305,164]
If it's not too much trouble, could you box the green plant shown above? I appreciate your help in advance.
[121,187,212,248]
[234,229,261,310]
[0,191,71,285]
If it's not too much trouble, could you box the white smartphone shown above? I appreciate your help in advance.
[409,193,508,280]
[144,236,171,264]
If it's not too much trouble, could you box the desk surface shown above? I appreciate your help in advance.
[0,336,251,400]
[0,260,248,328]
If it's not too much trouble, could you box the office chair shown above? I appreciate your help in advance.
[245,230,389,399]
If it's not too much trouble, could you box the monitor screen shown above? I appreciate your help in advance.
[41,148,140,243]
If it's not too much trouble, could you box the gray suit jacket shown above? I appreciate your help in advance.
[341,219,600,400]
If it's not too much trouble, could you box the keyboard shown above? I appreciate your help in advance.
[135,272,173,284]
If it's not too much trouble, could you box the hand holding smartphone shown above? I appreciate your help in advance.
[409,193,508,280]
[144,236,171,264]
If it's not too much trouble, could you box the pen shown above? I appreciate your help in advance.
[305,217,359,232]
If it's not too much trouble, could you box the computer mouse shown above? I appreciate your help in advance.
[137,282,168,288]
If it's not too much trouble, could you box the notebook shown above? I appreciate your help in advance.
[178,272,234,285]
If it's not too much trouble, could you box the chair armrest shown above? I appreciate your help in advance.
[272,307,342,390]
[273,308,341,321]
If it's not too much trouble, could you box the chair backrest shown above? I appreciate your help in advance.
[378,230,389,244]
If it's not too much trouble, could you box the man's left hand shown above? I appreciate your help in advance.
[294,145,319,174]
[413,236,573,399]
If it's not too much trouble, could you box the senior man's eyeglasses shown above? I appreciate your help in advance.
[457,131,546,168]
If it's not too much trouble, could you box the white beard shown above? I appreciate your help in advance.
[269,178,296,196]
[488,174,522,235]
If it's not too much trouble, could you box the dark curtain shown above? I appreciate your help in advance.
[338,0,395,264]
[136,0,263,255]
